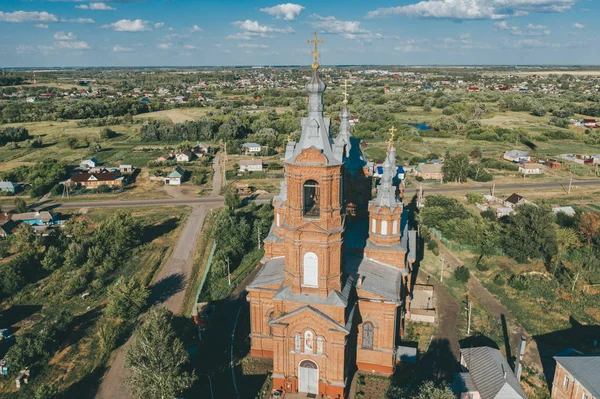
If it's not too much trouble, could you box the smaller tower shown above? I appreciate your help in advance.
[365,127,405,268]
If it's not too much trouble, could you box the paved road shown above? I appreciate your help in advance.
[414,178,600,195]
[95,157,223,399]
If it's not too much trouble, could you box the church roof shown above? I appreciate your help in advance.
[345,254,405,302]
[273,285,348,307]
[268,305,349,333]
[247,257,285,289]
[371,147,401,208]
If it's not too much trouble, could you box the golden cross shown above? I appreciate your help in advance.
[388,126,397,149]
[307,32,324,70]
[343,79,349,104]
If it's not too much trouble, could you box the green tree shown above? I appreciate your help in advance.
[553,227,581,276]
[67,137,78,149]
[11,223,41,254]
[13,197,29,213]
[125,307,195,399]
[105,276,149,320]
[442,153,470,183]
[42,246,63,271]
[413,381,455,399]
[223,183,242,210]
[89,141,102,154]
[501,204,557,263]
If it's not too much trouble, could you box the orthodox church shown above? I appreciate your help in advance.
[246,36,417,398]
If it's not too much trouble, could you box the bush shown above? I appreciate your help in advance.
[508,274,530,291]
[493,274,505,286]
[454,266,470,283]
[475,260,490,271]
[465,192,484,205]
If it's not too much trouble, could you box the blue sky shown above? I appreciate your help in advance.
[0,0,597,67]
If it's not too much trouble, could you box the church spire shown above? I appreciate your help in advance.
[372,127,400,208]
[336,80,352,158]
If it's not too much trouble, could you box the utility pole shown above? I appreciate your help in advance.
[465,296,472,335]
[227,258,231,286]
[440,255,445,282]
[223,141,227,187]
[492,181,495,198]
[568,177,572,195]
[257,225,261,249]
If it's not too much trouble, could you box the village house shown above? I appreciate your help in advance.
[193,143,211,156]
[414,163,443,181]
[583,119,597,128]
[505,193,526,208]
[453,346,527,399]
[165,166,185,186]
[242,142,262,154]
[79,158,98,169]
[503,150,531,163]
[552,355,600,399]
[519,162,543,175]
[0,182,20,194]
[176,150,194,162]
[246,62,417,398]
[119,165,134,173]
[69,172,124,188]
[239,159,263,172]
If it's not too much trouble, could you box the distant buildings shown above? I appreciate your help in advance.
[0,182,20,194]
[519,162,543,175]
[69,172,124,188]
[239,159,263,172]
[79,158,98,169]
[503,150,531,163]
[414,163,443,181]
[165,167,185,186]
[242,142,262,154]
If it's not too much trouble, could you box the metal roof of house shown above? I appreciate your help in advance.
[460,347,527,399]
[70,172,118,182]
[554,355,600,397]
[11,211,54,223]
[345,254,404,302]
[240,159,263,166]
[416,163,443,173]
[0,182,18,190]
[505,193,524,205]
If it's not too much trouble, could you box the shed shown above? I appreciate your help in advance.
[0,182,20,194]
[395,345,417,363]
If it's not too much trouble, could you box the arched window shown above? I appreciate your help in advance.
[268,311,274,336]
[304,330,314,354]
[381,220,388,236]
[276,213,280,227]
[303,180,320,217]
[371,219,377,233]
[362,322,374,350]
[303,252,318,287]
[295,334,301,352]
[317,337,324,355]
[392,220,398,235]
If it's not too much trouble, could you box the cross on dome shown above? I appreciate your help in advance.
[308,32,324,70]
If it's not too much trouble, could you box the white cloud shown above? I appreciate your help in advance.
[260,3,305,20]
[226,33,255,40]
[190,24,202,32]
[75,3,115,11]
[113,45,133,52]
[512,39,558,48]
[154,22,164,28]
[494,21,550,35]
[103,19,151,32]
[366,0,575,20]
[460,33,471,39]
[237,43,269,48]
[54,31,77,40]
[55,41,90,49]
[309,14,383,41]
[232,20,292,34]
[0,11,59,23]
[61,18,95,24]
[573,22,585,29]
[157,43,172,50]
[183,44,197,49]
[35,24,49,29]
[16,45,35,54]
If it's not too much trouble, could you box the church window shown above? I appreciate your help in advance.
[303,180,320,218]
[381,220,388,235]
[317,337,324,355]
[295,334,301,352]
[304,330,314,354]
[362,322,374,350]
[392,220,398,235]
[276,213,280,227]
[302,252,318,287]
[371,219,376,233]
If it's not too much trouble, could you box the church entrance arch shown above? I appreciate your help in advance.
[298,359,318,395]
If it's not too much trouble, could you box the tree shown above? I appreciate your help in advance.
[125,307,195,399]
[578,212,600,246]
[42,246,63,271]
[100,128,117,140]
[553,227,581,276]
[442,153,470,183]
[14,197,29,213]
[11,223,41,254]
[89,141,102,154]
[501,204,557,263]
[105,276,149,320]
[413,381,455,399]
[223,183,242,210]
[67,137,78,149]
[563,246,600,292]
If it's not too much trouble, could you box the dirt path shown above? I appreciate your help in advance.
[95,156,225,399]
[211,153,222,197]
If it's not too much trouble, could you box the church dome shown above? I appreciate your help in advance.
[306,69,326,95]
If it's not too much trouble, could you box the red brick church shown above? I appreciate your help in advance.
[246,43,417,398]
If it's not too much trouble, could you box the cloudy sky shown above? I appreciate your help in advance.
[0,0,597,67]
